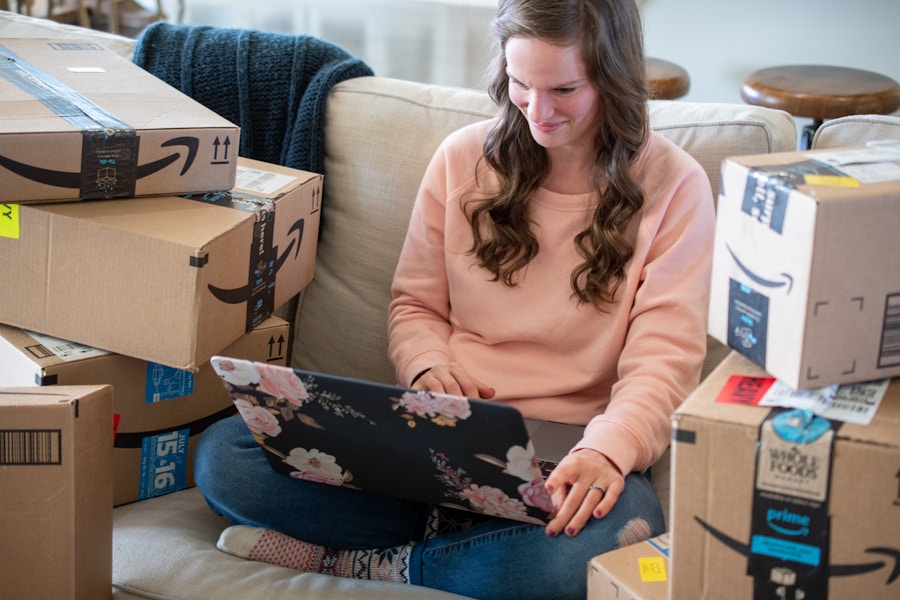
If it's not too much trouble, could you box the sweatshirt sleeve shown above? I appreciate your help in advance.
[388,137,458,386]
[574,145,716,474]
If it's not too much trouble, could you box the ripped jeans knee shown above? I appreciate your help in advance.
[617,517,653,547]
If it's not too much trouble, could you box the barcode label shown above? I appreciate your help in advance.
[759,380,838,409]
[25,329,109,362]
[235,166,295,195]
[0,430,61,465]
[49,42,104,51]
[878,293,900,368]
[758,378,887,426]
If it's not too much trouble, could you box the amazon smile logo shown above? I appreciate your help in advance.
[695,516,900,586]
[727,244,794,294]
[207,217,305,305]
[0,136,201,197]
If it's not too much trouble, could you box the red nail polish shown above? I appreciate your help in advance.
[547,529,556,538]
[566,527,575,536]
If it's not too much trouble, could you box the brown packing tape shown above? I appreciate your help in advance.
[0,42,140,198]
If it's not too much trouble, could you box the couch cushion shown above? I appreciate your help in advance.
[113,487,473,600]
[811,113,900,149]
[647,100,797,198]
[292,80,797,387]
[292,77,496,384]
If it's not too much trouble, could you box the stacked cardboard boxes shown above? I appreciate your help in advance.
[587,145,900,599]
[0,318,291,506]
[0,156,322,370]
[0,38,323,599]
[667,145,900,599]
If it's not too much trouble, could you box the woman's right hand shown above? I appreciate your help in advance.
[411,362,495,400]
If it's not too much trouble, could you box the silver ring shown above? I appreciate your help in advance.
[588,484,607,494]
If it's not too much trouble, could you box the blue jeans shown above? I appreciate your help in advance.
[194,415,665,600]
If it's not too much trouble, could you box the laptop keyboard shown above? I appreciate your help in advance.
[537,459,557,478]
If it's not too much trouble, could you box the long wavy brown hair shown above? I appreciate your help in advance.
[468,0,649,309]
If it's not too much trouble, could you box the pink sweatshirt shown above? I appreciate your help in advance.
[388,120,715,475]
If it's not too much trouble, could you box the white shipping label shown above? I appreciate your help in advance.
[236,166,296,195]
[25,330,110,362]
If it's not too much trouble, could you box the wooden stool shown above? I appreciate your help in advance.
[741,65,900,149]
[646,57,690,100]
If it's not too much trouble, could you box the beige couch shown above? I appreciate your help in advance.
[0,9,829,600]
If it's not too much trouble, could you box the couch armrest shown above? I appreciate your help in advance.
[811,114,900,149]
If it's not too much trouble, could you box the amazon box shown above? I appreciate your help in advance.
[0,316,290,506]
[708,145,900,389]
[670,351,900,600]
[0,384,113,600]
[0,157,320,370]
[0,38,238,203]
[587,533,670,600]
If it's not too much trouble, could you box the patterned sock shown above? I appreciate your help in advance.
[217,525,413,583]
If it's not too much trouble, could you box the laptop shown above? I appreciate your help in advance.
[210,356,584,525]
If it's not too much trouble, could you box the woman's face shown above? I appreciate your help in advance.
[505,36,601,157]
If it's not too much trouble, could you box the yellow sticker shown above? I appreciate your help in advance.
[0,203,20,239]
[639,556,668,582]
[804,174,860,188]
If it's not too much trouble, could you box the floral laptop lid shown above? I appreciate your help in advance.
[210,355,568,524]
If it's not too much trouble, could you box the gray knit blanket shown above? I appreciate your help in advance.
[133,22,373,175]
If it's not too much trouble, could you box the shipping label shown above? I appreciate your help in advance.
[235,165,296,195]
[716,375,889,426]
[25,329,109,361]
[812,145,900,184]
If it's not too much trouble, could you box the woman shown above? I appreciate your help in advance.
[195,1,714,598]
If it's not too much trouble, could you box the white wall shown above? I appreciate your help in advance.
[641,0,900,114]
[161,0,900,127]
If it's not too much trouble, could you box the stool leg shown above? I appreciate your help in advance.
[801,119,823,150]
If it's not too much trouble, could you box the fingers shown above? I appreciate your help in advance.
[543,451,624,538]
[410,363,494,399]
[546,479,620,537]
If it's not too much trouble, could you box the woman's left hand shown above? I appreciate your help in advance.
[543,449,624,538]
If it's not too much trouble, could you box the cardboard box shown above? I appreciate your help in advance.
[0,38,238,203]
[0,316,290,505]
[670,351,900,599]
[0,157,320,370]
[708,145,900,389]
[587,533,670,600]
[0,384,113,599]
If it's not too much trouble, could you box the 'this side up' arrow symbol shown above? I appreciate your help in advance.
[268,334,285,358]
[213,137,232,161]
